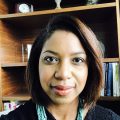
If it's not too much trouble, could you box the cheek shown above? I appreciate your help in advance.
[75,65,88,84]
[39,65,55,85]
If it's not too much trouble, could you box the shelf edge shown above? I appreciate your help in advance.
[1,62,27,67]
[2,96,31,101]
[0,2,116,19]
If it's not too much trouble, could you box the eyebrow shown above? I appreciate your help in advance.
[43,50,58,55]
[43,50,86,55]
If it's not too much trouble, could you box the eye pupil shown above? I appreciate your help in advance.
[46,57,54,62]
[74,58,81,62]
[48,57,53,61]
[44,56,59,64]
[72,57,85,65]
[75,58,80,62]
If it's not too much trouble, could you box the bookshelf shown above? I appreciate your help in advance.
[0,0,120,112]
[99,96,120,101]
[2,95,30,101]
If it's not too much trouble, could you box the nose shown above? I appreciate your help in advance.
[54,61,72,80]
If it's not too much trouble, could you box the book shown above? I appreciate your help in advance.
[113,62,116,96]
[104,63,108,96]
[112,62,120,96]
[106,63,113,96]
[115,63,120,96]
[101,62,106,96]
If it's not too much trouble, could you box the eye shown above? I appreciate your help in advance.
[72,57,85,65]
[43,56,59,64]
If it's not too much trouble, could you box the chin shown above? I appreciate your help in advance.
[50,96,77,105]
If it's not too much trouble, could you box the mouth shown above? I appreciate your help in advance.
[51,85,74,96]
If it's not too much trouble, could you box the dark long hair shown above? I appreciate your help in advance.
[26,15,103,106]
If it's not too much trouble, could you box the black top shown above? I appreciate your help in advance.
[0,100,120,120]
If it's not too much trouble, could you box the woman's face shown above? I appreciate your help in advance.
[39,30,88,105]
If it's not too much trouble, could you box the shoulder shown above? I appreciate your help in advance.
[0,99,37,120]
[85,105,120,120]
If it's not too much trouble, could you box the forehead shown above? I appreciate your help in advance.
[41,30,86,55]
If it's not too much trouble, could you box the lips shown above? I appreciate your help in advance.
[51,85,74,96]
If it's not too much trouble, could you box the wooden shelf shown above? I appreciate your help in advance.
[99,96,120,101]
[1,62,27,68]
[0,2,116,19]
[101,58,119,62]
[2,95,31,101]
[0,3,116,32]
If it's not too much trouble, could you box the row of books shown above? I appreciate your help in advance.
[0,101,25,116]
[101,62,120,97]
[3,101,24,111]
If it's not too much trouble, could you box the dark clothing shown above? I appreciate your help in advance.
[0,100,120,120]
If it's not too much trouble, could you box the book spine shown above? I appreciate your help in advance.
[106,63,113,96]
[101,63,106,96]
[112,62,117,96]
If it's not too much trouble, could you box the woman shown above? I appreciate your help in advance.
[0,15,120,120]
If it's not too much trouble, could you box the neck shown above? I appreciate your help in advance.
[47,99,79,120]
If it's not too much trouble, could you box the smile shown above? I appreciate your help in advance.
[51,85,74,96]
